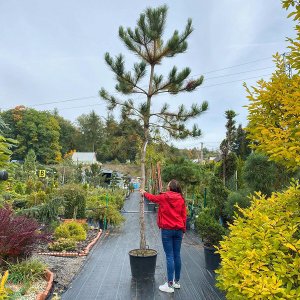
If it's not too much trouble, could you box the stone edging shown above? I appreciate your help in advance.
[38,229,103,257]
[36,269,54,300]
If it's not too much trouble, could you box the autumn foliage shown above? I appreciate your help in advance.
[245,55,300,170]
[216,182,300,299]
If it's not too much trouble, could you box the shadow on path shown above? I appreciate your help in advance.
[62,191,225,300]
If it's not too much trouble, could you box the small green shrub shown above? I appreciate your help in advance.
[48,220,60,232]
[7,259,46,284]
[58,184,86,219]
[54,221,87,241]
[48,238,77,252]
[195,209,226,247]
[224,189,251,221]
[54,224,70,239]
[86,191,125,227]
[14,182,25,195]
[27,191,47,206]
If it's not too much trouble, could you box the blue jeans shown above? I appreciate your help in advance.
[161,229,183,283]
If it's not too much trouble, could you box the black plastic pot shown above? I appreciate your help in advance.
[186,217,191,230]
[204,245,221,271]
[129,249,157,279]
[147,202,156,212]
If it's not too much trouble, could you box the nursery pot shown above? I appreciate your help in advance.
[204,245,221,271]
[186,217,191,230]
[129,248,157,279]
[147,202,156,212]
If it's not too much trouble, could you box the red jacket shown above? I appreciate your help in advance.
[144,191,187,232]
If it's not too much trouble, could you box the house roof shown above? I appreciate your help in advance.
[72,152,97,164]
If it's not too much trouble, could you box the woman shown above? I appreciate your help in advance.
[140,179,186,293]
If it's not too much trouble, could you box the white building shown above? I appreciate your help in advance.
[72,152,99,165]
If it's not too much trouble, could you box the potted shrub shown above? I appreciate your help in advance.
[86,192,125,229]
[100,5,208,279]
[195,209,226,270]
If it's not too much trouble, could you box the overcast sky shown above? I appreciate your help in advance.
[0,0,295,150]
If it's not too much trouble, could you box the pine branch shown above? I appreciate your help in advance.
[99,88,143,118]
[150,122,201,139]
[104,53,148,95]
[151,101,208,121]
[119,26,149,61]
[156,18,193,61]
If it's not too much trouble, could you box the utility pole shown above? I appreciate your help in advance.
[200,142,204,164]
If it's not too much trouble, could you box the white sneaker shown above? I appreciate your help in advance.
[173,281,180,289]
[159,282,174,293]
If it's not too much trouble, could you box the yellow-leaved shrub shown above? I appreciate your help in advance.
[216,182,300,299]
[0,271,12,300]
[54,221,87,241]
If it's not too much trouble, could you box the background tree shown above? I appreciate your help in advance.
[76,111,104,152]
[216,152,238,189]
[53,113,78,157]
[243,152,297,196]
[100,5,208,249]
[243,152,277,196]
[1,108,61,164]
[162,158,205,191]
[232,124,251,159]
[220,110,237,185]
[207,176,229,221]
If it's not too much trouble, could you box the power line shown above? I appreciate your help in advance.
[31,95,98,107]
[58,103,105,111]
[2,55,276,110]
[200,73,272,88]
[2,72,271,111]
[205,66,274,80]
[201,55,273,75]
[38,71,269,111]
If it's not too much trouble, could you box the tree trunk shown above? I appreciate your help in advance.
[139,62,155,250]
[139,137,148,249]
[223,153,226,186]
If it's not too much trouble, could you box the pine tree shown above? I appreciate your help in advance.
[99,5,208,249]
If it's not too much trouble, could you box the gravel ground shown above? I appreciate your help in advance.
[30,229,99,298]
[32,254,86,297]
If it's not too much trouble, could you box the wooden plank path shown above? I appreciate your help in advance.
[62,191,225,300]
